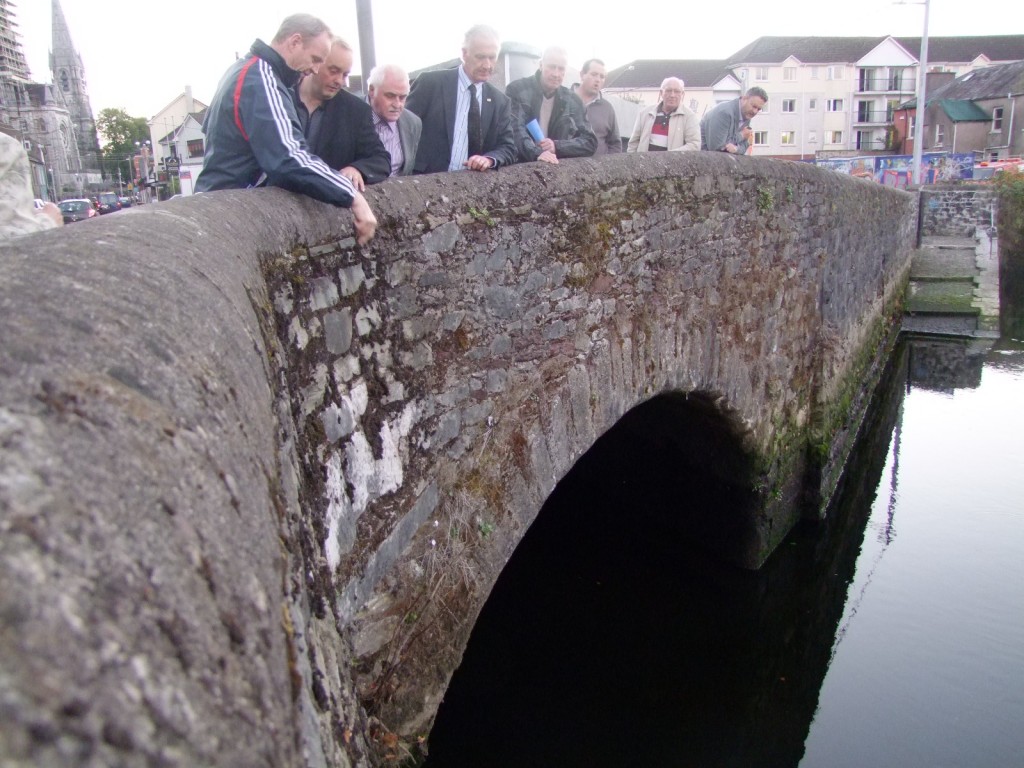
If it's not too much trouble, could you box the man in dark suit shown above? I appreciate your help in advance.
[367,64,421,177]
[295,37,391,189]
[405,25,517,174]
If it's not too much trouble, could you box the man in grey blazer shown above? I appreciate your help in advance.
[367,64,421,177]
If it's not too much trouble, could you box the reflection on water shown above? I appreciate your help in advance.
[424,337,1024,767]
[799,337,1024,768]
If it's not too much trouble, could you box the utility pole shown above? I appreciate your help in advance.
[355,0,376,95]
[911,0,930,186]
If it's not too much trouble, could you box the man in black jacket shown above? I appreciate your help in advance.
[295,38,391,190]
[506,47,597,165]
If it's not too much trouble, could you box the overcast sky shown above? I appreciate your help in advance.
[17,0,1022,120]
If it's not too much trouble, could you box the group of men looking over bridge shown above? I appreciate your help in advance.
[194,14,770,248]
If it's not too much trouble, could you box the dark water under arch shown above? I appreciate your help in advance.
[424,336,1024,767]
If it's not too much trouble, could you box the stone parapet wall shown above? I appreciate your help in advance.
[0,153,915,766]
[920,184,998,237]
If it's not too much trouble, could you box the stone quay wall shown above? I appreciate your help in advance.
[0,152,915,767]
[920,184,998,237]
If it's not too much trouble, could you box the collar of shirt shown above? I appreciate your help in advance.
[371,110,397,130]
[457,66,482,107]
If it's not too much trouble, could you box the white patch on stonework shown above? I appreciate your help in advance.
[334,354,361,384]
[300,364,329,417]
[289,316,309,350]
[355,303,382,336]
[324,452,350,570]
[377,421,403,496]
[346,432,376,515]
[398,401,417,437]
[274,286,294,315]
[350,379,369,418]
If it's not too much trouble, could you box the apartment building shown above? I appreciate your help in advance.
[604,35,1023,159]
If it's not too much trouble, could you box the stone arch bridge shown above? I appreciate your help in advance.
[0,152,915,766]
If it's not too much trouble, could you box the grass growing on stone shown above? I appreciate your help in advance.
[906,281,979,314]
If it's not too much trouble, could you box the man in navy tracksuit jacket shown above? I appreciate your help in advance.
[196,14,377,244]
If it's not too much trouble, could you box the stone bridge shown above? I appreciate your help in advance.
[0,152,915,767]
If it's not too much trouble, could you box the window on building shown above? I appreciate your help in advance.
[783,67,796,81]
[780,131,796,145]
[782,99,796,113]
[187,138,204,158]
[856,130,874,149]
[827,99,844,112]
[689,98,699,111]
[992,106,1004,132]
[808,98,817,111]
[828,130,843,144]
[60,70,70,91]
[810,67,819,79]
[756,67,769,81]
[808,131,818,144]
[908,116,915,140]
[827,66,841,80]
[935,124,944,146]
[753,131,769,145]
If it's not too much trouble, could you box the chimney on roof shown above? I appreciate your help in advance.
[185,85,194,114]
[925,70,955,97]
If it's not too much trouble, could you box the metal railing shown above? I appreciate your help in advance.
[856,78,907,93]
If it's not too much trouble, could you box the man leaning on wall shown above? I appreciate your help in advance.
[506,46,597,165]
[628,77,701,153]
[700,87,768,156]
[195,14,377,245]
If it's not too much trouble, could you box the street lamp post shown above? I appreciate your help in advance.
[911,0,931,186]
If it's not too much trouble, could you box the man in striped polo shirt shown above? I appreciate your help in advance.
[626,77,701,154]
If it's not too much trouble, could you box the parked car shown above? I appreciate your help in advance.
[58,198,99,223]
[118,196,133,208]
[96,192,122,214]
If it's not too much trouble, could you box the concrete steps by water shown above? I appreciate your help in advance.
[903,231,1000,338]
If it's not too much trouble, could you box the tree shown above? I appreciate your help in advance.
[96,108,149,183]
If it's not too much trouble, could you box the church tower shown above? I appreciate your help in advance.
[49,0,101,174]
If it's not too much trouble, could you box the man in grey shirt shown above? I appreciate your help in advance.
[574,58,622,156]
[700,87,768,155]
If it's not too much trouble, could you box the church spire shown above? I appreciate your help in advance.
[50,0,101,174]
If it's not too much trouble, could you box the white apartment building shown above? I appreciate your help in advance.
[606,35,1024,158]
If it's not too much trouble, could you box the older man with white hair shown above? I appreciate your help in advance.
[627,77,700,153]
[367,64,421,177]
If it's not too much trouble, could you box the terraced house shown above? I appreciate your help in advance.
[605,35,1024,160]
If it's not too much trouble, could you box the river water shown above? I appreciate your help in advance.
[424,335,1024,767]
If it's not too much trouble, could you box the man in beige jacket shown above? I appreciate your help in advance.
[627,77,700,153]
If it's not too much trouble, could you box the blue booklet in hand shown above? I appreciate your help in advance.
[526,118,545,143]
